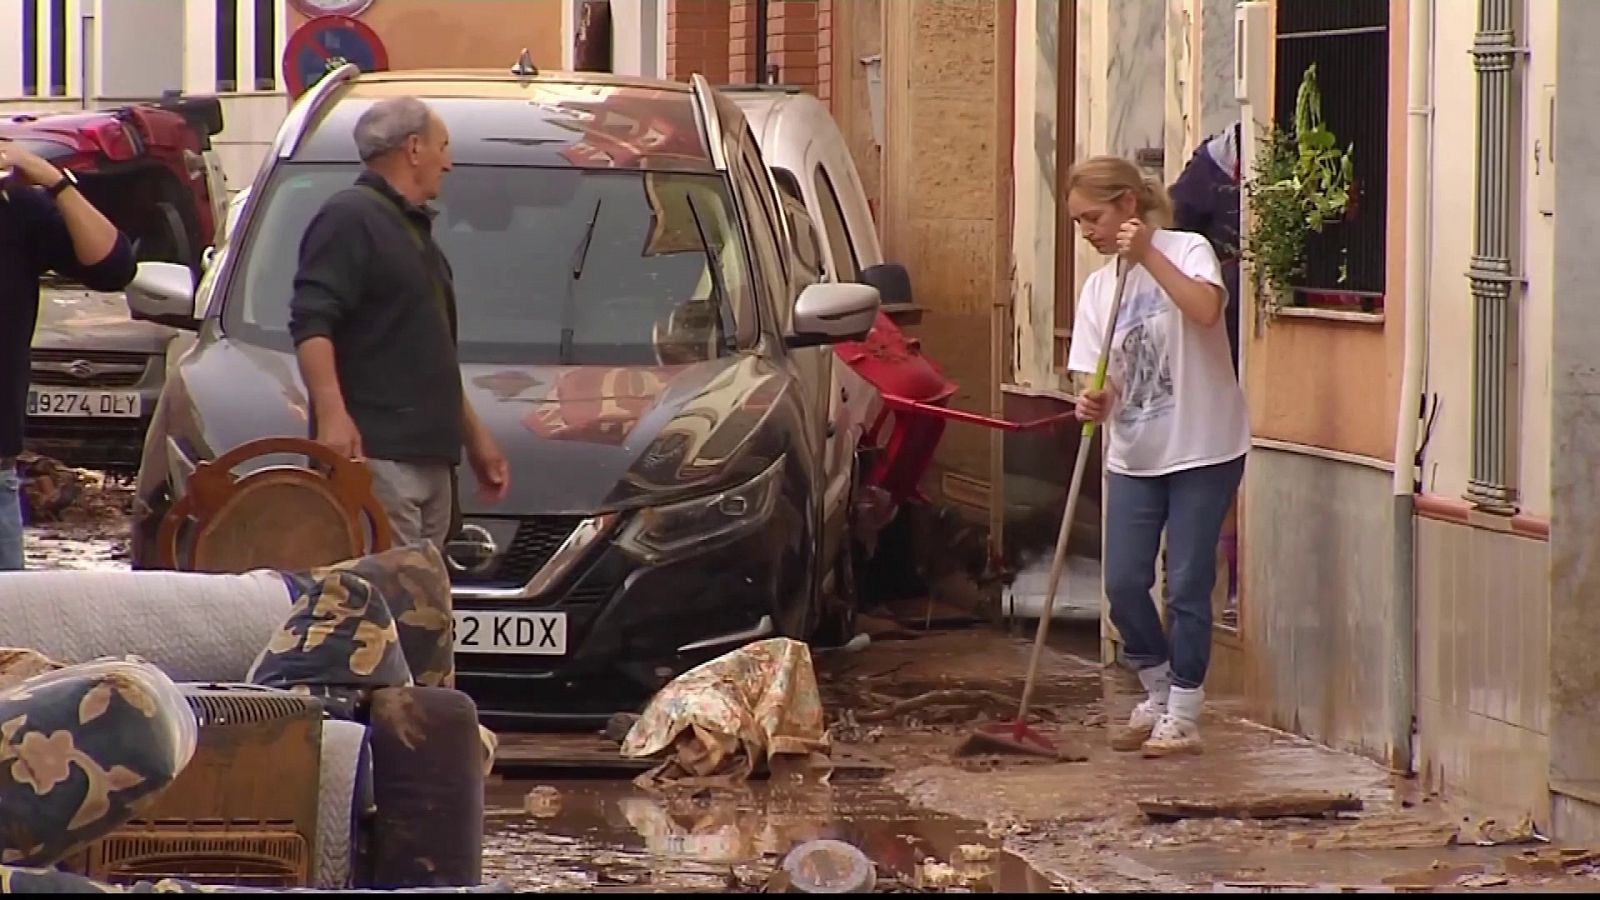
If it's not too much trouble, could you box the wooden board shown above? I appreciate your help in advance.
[1138,791,1363,821]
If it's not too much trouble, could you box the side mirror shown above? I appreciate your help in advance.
[126,261,200,330]
[858,262,914,306]
[787,282,880,348]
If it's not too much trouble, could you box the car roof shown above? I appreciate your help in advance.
[723,88,831,175]
[291,69,718,173]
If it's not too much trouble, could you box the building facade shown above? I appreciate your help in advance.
[0,0,566,191]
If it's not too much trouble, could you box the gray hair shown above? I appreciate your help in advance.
[352,97,433,162]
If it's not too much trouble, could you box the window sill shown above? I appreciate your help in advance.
[1273,305,1385,325]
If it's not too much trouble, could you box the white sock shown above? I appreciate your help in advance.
[1138,662,1172,707]
[1168,685,1205,725]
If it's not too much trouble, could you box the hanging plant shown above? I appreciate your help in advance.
[1242,64,1356,314]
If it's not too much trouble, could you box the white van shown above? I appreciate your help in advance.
[727,87,916,586]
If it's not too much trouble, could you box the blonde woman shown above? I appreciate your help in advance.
[1065,155,1250,756]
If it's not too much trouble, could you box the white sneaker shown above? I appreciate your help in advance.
[1111,696,1164,751]
[1142,686,1204,757]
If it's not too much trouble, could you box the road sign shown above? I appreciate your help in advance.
[283,14,389,98]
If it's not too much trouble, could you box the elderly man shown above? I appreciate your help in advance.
[0,143,136,570]
[288,96,509,551]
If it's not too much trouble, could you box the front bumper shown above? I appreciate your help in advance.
[25,351,162,472]
[453,521,785,728]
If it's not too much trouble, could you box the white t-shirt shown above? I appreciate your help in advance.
[1066,229,1250,477]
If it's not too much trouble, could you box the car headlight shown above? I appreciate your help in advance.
[618,456,784,563]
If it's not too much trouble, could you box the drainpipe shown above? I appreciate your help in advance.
[754,0,769,83]
[1392,0,1434,775]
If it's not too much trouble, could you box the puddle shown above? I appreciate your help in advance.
[483,777,1064,893]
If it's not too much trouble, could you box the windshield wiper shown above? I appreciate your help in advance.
[685,195,732,351]
[560,197,603,364]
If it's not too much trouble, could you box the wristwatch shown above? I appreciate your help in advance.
[46,168,78,198]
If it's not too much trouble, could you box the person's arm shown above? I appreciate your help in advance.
[5,146,134,291]
[1119,223,1226,327]
[289,203,370,456]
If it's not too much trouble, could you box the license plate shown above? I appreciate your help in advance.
[27,388,141,418]
[453,611,567,655]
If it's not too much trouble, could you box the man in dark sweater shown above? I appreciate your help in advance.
[0,143,136,570]
[288,97,508,550]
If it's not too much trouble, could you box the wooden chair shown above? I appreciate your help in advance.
[156,436,394,574]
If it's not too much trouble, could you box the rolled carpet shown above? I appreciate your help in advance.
[0,571,291,683]
[365,688,484,889]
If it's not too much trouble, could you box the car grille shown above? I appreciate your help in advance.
[30,349,149,388]
[453,516,587,587]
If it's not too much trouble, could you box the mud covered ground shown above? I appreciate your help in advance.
[18,458,1600,893]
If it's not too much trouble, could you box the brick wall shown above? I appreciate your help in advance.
[667,0,828,104]
[666,0,731,83]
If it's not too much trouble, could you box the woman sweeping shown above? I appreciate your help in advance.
[1065,156,1250,757]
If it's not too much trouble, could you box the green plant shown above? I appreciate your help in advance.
[1243,64,1356,312]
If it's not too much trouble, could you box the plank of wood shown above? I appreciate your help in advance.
[1138,791,1363,821]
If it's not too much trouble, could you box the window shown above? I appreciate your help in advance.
[1273,0,1388,312]
[812,166,860,282]
[48,0,66,96]
[216,0,239,92]
[735,131,790,286]
[771,167,804,205]
[785,199,825,287]
[253,0,277,91]
[21,0,37,96]
[225,164,751,367]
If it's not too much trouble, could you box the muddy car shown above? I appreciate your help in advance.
[6,96,229,471]
[123,64,879,726]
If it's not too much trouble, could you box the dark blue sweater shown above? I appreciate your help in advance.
[0,181,136,457]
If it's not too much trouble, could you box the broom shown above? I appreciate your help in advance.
[957,256,1131,758]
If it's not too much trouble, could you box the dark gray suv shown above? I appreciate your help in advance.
[121,64,879,726]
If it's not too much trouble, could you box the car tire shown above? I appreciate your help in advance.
[811,533,860,649]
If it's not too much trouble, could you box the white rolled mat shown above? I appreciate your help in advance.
[315,719,369,889]
[0,569,293,682]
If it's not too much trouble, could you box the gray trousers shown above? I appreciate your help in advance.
[366,459,454,551]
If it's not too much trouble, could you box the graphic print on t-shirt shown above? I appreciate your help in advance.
[1111,281,1175,427]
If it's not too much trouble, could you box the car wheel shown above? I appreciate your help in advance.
[811,532,860,649]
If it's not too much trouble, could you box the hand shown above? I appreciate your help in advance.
[1076,387,1115,424]
[0,142,63,188]
[1116,217,1153,264]
[467,430,510,504]
[315,409,365,460]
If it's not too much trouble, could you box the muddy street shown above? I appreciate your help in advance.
[16,464,1600,893]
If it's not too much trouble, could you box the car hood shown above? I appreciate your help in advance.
[172,337,792,516]
[34,287,175,354]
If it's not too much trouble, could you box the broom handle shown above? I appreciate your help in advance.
[1015,257,1131,722]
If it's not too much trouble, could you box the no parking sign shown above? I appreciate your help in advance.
[283,15,389,98]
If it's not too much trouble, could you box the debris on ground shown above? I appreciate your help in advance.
[622,638,831,787]
[524,785,563,818]
[15,452,132,525]
[1502,846,1600,875]
[781,839,877,893]
[1138,790,1364,822]
[1455,812,1543,846]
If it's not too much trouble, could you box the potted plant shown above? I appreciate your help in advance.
[1243,64,1357,315]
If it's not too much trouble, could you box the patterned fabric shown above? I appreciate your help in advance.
[246,569,414,721]
[310,544,455,690]
[0,659,197,868]
[621,638,829,784]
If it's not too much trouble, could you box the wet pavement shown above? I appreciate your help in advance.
[482,776,1065,892]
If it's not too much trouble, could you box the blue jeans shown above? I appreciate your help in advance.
[0,459,22,571]
[1105,455,1246,690]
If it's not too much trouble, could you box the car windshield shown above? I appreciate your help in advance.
[223,163,750,366]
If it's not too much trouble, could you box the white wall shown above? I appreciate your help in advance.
[96,0,184,98]
[1422,0,1555,517]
